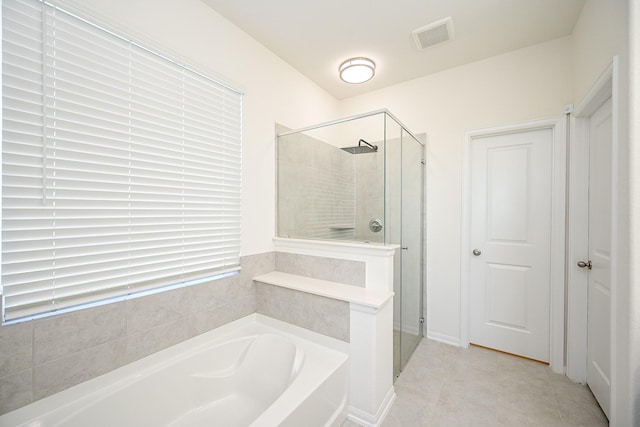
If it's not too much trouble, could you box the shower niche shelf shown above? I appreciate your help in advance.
[328,224,355,230]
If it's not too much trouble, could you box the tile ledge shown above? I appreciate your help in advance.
[273,237,399,258]
[253,271,393,309]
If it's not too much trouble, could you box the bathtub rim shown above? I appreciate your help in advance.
[0,313,350,427]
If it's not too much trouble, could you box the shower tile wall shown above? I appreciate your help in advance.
[0,252,274,416]
[278,132,356,240]
[355,147,384,242]
[275,252,365,287]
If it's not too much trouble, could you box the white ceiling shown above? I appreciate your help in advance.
[201,0,586,100]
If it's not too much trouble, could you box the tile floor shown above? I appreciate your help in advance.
[342,338,608,427]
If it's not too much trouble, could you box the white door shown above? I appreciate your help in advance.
[469,128,553,362]
[585,97,612,419]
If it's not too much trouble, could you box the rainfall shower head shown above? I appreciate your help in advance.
[341,139,378,154]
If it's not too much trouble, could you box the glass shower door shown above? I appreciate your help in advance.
[388,121,425,380]
[386,120,403,379]
[399,129,424,370]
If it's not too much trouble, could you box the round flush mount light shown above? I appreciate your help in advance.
[339,57,376,84]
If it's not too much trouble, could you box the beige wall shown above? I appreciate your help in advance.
[339,36,574,342]
[572,0,628,102]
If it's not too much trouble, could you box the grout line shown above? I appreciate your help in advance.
[31,321,36,406]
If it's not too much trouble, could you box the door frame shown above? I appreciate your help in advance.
[460,116,567,373]
[566,58,618,419]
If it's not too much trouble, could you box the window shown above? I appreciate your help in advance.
[2,0,242,322]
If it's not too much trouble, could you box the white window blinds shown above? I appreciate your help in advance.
[2,0,242,322]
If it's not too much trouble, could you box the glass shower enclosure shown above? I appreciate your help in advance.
[276,110,425,378]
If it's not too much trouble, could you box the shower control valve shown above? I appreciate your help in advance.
[369,218,383,233]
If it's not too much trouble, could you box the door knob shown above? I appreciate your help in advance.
[472,249,482,256]
[577,260,592,270]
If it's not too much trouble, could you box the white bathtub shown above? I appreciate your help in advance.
[0,314,350,427]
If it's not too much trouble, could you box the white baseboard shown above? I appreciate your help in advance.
[425,330,461,347]
[347,386,396,427]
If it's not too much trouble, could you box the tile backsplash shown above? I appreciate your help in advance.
[275,252,365,287]
[0,252,273,415]
[0,249,363,415]
[255,282,350,342]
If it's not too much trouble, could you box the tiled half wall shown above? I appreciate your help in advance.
[0,251,363,415]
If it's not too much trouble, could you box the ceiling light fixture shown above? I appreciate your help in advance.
[339,57,376,84]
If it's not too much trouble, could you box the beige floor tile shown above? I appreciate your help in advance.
[340,419,364,427]
[342,338,609,427]
[382,384,436,427]
[497,405,565,427]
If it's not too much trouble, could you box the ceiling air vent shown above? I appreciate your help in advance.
[412,17,454,50]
